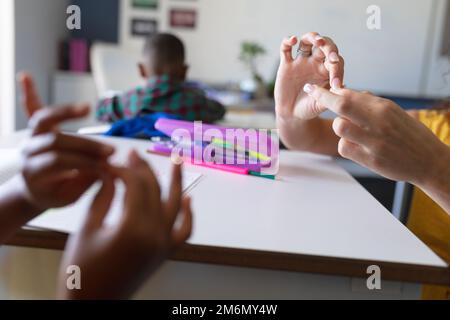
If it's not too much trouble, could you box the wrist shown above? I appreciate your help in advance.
[415,143,450,192]
[11,175,44,218]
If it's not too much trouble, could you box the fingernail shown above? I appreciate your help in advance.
[332,78,342,90]
[303,84,314,94]
[329,52,339,63]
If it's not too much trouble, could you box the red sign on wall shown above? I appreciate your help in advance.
[170,9,197,29]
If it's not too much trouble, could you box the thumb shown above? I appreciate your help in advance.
[293,98,327,120]
[303,84,348,116]
[280,36,298,63]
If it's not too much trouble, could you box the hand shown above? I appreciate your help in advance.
[304,84,449,185]
[58,151,193,299]
[21,106,115,210]
[18,72,115,210]
[275,32,345,120]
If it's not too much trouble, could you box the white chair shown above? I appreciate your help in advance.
[90,42,144,98]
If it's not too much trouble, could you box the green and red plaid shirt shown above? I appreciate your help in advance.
[96,75,226,123]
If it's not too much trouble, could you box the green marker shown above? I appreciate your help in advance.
[249,171,276,180]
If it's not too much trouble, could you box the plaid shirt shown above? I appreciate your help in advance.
[96,75,226,123]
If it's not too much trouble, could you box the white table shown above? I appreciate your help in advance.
[0,133,449,299]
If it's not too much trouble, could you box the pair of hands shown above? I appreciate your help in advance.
[275,32,449,186]
[18,74,193,299]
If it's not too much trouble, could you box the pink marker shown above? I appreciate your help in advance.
[188,160,249,175]
[148,145,249,175]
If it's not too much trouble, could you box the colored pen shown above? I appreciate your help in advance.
[211,138,271,162]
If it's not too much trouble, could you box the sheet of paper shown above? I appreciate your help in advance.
[28,170,202,234]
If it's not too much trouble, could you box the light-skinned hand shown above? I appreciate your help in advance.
[303,84,449,186]
[275,32,345,120]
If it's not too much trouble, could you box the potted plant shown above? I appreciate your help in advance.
[239,41,267,99]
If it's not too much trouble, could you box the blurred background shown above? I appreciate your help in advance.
[0,0,449,215]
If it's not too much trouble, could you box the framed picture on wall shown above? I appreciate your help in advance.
[131,18,158,36]
[169,8,197,29]
[132,0,158,9]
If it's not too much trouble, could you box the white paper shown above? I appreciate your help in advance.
[28,170,202,234]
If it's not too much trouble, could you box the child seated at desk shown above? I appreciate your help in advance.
[96,33,226,124]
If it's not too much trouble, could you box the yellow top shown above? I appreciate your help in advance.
[407,109,450,300]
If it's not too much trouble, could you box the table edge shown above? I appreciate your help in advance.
[6,228,450,286]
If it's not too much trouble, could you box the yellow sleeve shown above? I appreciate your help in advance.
[417,110,450,146]
[408,109,450,300]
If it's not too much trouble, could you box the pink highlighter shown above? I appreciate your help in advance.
[148,144,249,176]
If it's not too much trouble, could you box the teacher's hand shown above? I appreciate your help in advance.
[275,32,345,120]
[304,84,448,185]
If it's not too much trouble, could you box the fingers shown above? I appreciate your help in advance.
[111,151,161,221]
[316,37,340,62]
[22,132,115,159]
[337,139,370,166]
[299,32,322,56]
[17,72,43,117]
[164,164,183,229]
[23,152,107,180]
[293,100,327,120]
[128,150,161,203]
[313,37,344,89]
[171,197,193,248]
[59,172,99,203]
[324,54,344,90]
[332,117,371,145]
[303,85,366,125]
[29,104,90,135]
[280,36,298,63]
[82,174,116,232]
[299,34,344,90]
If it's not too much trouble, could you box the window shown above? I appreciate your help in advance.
[0,0,15,137]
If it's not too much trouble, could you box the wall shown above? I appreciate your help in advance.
[0,0,15,136]
[424,0,450,98]
[118,0,445,98]
[14,0,70,130]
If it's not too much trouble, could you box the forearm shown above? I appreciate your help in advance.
[96,97,123,123]
[416,145,450,215]
[276,115,339,156]
[0,175,42,243]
